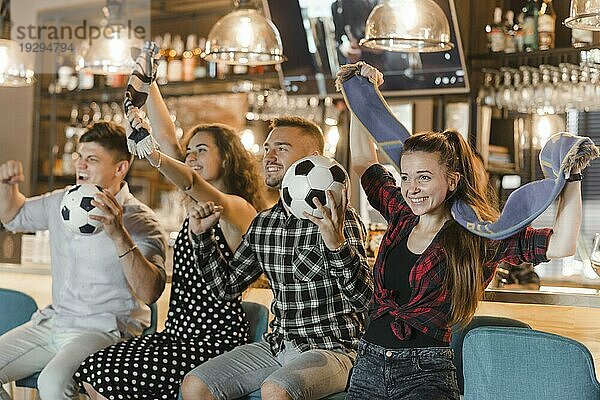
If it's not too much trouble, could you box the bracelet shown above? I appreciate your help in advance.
[566,172,583,182]
[118,244,138,258]
[148,151,162,169]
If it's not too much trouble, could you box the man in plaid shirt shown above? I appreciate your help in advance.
[181,116,373,400]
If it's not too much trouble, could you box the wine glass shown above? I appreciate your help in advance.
[591,233,600,277]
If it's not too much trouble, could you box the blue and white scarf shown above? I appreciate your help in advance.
[336,63,599,240]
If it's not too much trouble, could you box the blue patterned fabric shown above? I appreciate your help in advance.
[338,70,599,240]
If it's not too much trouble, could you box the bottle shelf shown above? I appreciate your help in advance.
[469,45,598,68]
[41,73,282,102]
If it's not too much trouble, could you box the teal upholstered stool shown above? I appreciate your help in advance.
[450,315,531,395]
[463,326,600,400]
[0,288,39,397]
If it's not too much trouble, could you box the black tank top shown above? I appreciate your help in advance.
[363,235,447,348]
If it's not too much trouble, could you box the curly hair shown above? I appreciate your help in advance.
[180,123,267,211]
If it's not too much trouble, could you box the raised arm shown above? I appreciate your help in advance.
[129,110,257,235]
[348,63,383,177]
[150,150,256,233]
[546,172,582,259]
[0,160,27,223]
[349,113,379,177]
[145,82,184,159]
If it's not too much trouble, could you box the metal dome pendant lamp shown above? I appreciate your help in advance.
[203,0,286,66]
[0,0,35,87]
[565,0,600,31]
[78,0,144,74]
[360,0,454,53]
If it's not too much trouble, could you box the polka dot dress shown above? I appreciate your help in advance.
[75,219,249,399]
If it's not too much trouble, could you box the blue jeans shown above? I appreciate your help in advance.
[346,339,460,400]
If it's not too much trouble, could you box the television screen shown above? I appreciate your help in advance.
[267,0,469,96]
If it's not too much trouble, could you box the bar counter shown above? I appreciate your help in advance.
[483,288,600,307]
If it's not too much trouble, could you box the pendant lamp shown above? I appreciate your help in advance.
[203,0,285,66]
[359,0,453,53]
[565,0,600,31]
[0,0,34,87]
[77,0,143,74]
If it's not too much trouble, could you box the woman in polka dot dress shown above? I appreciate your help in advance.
[75,84,267,400]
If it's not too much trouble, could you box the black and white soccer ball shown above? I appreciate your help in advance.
[280,155,349,220]
[60,184,104,235]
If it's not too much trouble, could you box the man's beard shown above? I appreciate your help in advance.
[265,176,282,189]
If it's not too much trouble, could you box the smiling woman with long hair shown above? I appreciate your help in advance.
[74,82,266,400]
[345,64,584,400]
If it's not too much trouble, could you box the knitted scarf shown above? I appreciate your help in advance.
[123,42,160,158]
[336,63,600,240]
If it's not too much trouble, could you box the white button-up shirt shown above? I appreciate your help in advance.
[5,183,166,336]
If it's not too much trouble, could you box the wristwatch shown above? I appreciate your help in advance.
[566,172,583,182]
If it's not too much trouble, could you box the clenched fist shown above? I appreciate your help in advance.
[0,160,25,185]
[188,201,223,236]
[359,62,384,87]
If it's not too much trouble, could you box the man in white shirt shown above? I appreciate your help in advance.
[0,121,167,400]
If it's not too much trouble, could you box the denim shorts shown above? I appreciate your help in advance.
[346,339,460,400]
[187,340,354,400]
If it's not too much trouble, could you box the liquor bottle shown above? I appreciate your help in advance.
[216,61,230,79]
[182,34,197,81]
[490,7,505,53]
[523,0,539,52]
[77,68,94,90]
[167,35,184,82]
[194,37,207,79]
[514,13,525,52]
[538,0,556,50]
[504,10,517,54]
[62,105,79,176]
[156,33,169,85]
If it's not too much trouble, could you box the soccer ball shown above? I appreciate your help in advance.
[281,155,348,220]
[60,184,104,235]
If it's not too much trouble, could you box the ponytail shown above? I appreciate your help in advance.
[403,130,499,326]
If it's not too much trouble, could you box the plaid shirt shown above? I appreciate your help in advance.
[362,164,553,343]
[193,201,373,355]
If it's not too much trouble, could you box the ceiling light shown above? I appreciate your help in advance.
[565,0,600,31]
[0,0,35,87]
[77,0,143,74]
[203,0,285,66]
[359,0,454,53]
